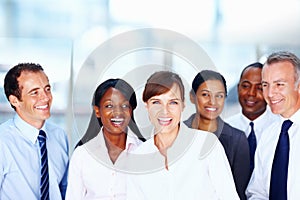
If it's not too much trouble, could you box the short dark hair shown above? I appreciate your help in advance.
[4,63,44,109]
[239,62,263,81]
[142,71,185,102]
[191,70,227,96]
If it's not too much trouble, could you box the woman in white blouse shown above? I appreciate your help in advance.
[126,71,239,200]
[66,78,145,200]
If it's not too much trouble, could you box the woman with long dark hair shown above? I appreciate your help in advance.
[66,78,145,200]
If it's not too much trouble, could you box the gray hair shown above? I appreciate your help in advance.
[265,51,300,88]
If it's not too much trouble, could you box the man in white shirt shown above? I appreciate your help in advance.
[246,51,300,199]
[226,62,279,173]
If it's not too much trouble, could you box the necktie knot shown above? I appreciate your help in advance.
[250,121,254,128]
[38,130,47,142]
[281,120,293,133]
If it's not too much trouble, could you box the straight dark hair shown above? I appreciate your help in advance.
[76,78,145,147]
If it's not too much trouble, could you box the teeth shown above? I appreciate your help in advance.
[111,118,124,124]
[206,107,217,111]
[158,117,172,122]
[271,100,281,104]
[36,105,48,109]
[246,100,256,106]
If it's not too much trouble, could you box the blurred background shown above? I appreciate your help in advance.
[1,0,300,149]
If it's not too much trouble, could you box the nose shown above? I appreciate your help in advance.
[263,84,274,99]
[209,96,216,105]
[40,91,51,102]
[248,86,257,96]
[112,105,124,114]
[161,103,170,114]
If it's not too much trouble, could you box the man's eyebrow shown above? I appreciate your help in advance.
[273,79,287,83]
[27,87,39,94]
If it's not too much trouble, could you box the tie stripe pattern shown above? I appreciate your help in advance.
[269,120,293,200]
[38,130,50,200]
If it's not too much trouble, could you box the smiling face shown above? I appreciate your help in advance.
[262,61,300,118]
[191,79,225,121]
[145,83,184,135]
[238,67,267,120]
[9,71,52,129]
[94,87,132,136]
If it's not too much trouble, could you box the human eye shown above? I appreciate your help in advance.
[216,93,225,99]
[105,103,113,108]
[261,82,268,88]
[241,83,251,89]
[151,100,160,105]
[29,90,38,96]
[45,86,51,92]
[170,100,179,105]
[201,92,209,97]
[277,82,285,87]
[122,103,130,109]
[256,84,263,91]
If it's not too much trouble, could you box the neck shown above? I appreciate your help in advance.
[154,125,179,151]
[243,108,266,121]
[192,114,218,132]
[103,131,127,164]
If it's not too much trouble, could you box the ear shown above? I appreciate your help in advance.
[182,101,186,110]
[93,106,101,118]
[189,92,196,105]
[9,95,20,109]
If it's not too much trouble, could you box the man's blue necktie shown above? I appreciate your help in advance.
[248,122,257,173]
[38,130,49,200]
[269,120,293,200]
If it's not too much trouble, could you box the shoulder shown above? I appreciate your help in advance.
[181,122,219,146]
[0,119,14,133]
[223,122,248,149]
[225,113,241,123]
[45,121,65,132]
[70,144,88,161]
[44,121,69,151]
[133,137,156,154]
[219,118,245,137]
[45,121,67,139]
[225,122,245,136]
[83,133,103,152]
[183,125,221,159]
[259,120,281,143]
[0,119,17,142]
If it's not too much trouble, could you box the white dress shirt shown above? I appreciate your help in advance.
[66,128,142,200]
[126,123,239,200]
[246,109,300,199]
[226,107,279,142]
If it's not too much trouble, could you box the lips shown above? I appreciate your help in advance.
[205,107,217,112]
[270,99,282,105]
[35,104,49,110]
[245,100,256,107]
[111,117,125,126]
[158,117,172,126]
